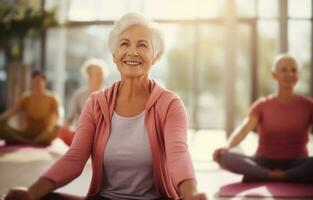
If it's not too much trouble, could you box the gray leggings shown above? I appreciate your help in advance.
[219,152,313,182]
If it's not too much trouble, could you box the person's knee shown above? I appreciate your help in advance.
[218,151,232,167]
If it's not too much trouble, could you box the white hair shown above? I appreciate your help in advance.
[272,54,299,72]
[80,58,109,79]
[108,12,165,60]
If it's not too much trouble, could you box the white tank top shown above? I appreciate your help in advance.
[100,111,160,200]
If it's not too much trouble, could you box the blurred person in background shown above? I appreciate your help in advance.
[58,58,109,146]
[213,54,313,183]
[0,70,60,146]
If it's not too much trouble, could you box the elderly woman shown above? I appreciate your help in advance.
[58,58,109,146]
[213,54,313,182]
[4,13,206,200]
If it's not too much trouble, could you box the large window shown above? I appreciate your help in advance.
[257,21,279,96]
[42,0,313,131]
[288,0,312,96]
[235,24,253,125]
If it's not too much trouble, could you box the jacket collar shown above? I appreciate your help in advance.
[94,80,165,117]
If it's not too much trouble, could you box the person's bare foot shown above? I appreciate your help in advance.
[268,169,286,181]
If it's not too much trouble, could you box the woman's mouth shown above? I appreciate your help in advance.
[124,60,142,66]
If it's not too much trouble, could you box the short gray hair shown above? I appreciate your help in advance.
[108,12,165,60]
[272,54,299,72]
[80,58,109,79]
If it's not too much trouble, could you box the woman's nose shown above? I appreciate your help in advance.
[127,45,139,56]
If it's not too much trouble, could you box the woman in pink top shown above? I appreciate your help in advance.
[213,54,313,182]
[4,13,206,200]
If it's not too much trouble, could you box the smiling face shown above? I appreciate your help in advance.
[113,25,156,79]
[272,58,299,90]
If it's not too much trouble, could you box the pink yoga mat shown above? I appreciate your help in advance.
[218,182,313,198]
[0,140,48,153]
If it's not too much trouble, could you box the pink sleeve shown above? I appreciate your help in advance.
[248,98,265,118]
[42,96,97,188]
[164,97,195,189]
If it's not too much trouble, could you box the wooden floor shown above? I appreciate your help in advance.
[0,130,312,199]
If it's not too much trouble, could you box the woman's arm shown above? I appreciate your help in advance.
[28,178,55,199]
[227,115,258,148]
[162,96,205,198]
[213,114,258,162]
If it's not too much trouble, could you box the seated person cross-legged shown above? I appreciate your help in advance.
[58,58,109,146]
[0,70,60,146]
[213,54,313,182]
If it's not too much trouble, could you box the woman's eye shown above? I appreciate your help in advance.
[120,42,128,46]
[138,43,147,48]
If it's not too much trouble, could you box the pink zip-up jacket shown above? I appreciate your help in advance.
[43,80,195,199]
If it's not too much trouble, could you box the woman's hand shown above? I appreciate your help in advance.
[212,147,228,163]
[3,187,34,200]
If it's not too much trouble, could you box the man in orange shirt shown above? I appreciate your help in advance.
[0,70,59,145]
